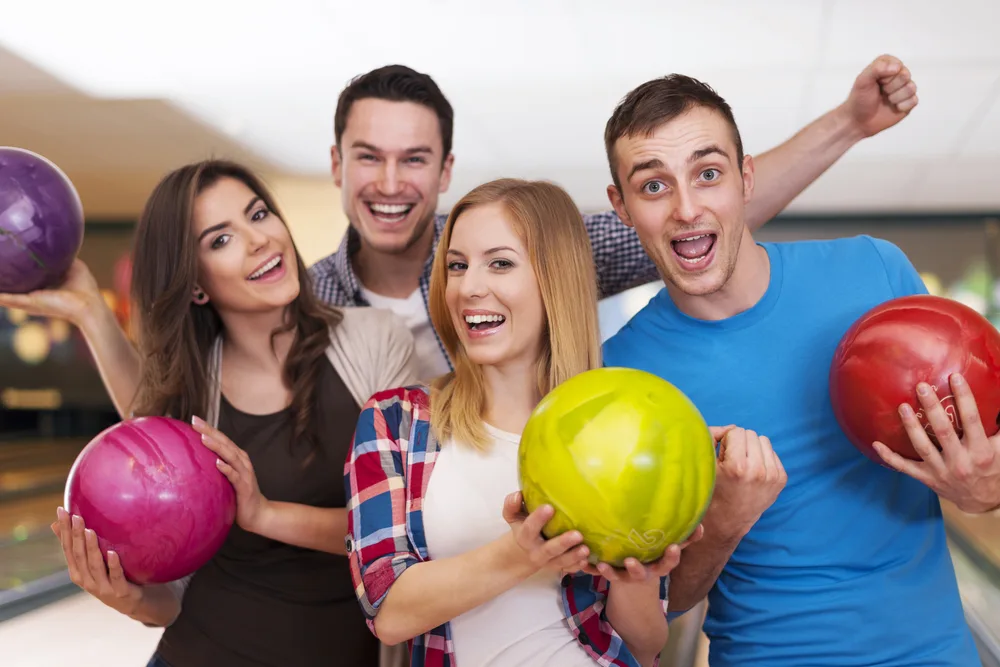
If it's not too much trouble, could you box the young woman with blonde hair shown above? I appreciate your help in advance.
[344,178,701,667]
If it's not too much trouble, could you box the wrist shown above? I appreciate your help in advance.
[76,293,117,336]
[246,498,275,537]
[828,102,867,147]
[496,533,539,581]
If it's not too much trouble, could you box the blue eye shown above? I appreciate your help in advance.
[701,169,721,181]
[642,181,665,195]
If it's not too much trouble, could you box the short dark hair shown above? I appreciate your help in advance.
[334,64,455,159]
[604,74,744,190]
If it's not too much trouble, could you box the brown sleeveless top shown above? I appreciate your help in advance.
[155,357,378,667]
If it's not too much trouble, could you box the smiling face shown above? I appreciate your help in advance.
[608,104,754,298]
[443,201,546,371]
[192,176,300,314]
[332,98,454,256]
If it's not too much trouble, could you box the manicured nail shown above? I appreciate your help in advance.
[72,515,82,528]
[917,383,931,396]
[899,403,913,417]
[952,373,965,386]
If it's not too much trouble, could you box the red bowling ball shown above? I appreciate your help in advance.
[830,294,1000,463]
[64,416,236,584]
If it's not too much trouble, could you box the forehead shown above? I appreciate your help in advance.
[343,98,443,153]
[614,106,737,175]
[193,177,257,229]
[449,202,524,253]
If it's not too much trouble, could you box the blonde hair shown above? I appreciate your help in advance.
[428,178,602,449]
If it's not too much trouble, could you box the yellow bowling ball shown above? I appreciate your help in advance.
[518,367,716,567]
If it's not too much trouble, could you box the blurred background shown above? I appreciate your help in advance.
[2,0,1000,665]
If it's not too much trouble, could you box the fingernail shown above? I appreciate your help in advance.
[56,507,67,519]
[191,415,203,425]
[917,383,931,396]
[201,434,211,443]
[952,373,965,386]
[216,458,224,467]
[72,515,82,528]
[899,403,913,417]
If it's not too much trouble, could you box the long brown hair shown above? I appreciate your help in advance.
[129,160,341,453]
[428,178,602,450]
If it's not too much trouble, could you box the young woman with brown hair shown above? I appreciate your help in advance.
[3,160,415,667]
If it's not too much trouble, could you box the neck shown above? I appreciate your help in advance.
[352,218,436,299]
[669,228,771,321]
[217,307,296,372]
[482,358,543,436]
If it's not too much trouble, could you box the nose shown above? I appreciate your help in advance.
[245,223,270,254]
[377,159,403,196]
[458,266,489,300]
[671,183,703,224]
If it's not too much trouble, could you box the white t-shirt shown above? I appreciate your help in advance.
[422,423,595,667]
[360,287,452,383]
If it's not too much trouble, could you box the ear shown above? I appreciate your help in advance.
[331,145,343,189]
[439,153,455,194]
[607,185,633,229]
[740,154,755,205]
[192,286,209,306]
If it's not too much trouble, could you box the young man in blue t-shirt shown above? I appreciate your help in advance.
[600,74,1000,666]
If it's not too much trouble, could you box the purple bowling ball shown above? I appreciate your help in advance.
[64,416,237,585]
[0,147,85,294]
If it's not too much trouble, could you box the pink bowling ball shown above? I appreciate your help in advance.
[64,416,236,584]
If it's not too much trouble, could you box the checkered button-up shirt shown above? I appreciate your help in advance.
[344,386,670,667]
[309,210,658,369]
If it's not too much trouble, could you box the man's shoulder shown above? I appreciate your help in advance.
[602,295,668,358]
[769,234,896,263]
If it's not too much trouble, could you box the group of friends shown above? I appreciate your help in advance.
[3,52,1000,667]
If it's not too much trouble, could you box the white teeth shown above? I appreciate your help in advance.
[370,203,413,215]
[674,234,710,243]
[249,256,281,280]
[464,314,505,324]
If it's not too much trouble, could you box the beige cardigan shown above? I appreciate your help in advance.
[169,307,417,667]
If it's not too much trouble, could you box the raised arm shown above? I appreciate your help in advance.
[0,260,141,417]
[745,55,917,231]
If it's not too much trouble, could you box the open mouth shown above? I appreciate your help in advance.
[247,255,283,281]
[464,313,506,332]
[671,233,717,266]
[367,202,415,224]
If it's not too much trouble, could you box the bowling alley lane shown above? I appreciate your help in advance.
[0,438,85,594]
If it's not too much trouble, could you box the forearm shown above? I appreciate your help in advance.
[745,104,864,231]
[667,509,746,611]
[77,302,141,418]
[605,579,668,667]
[374,533,535,645]
[127,583,182,627]
[253,503,348,555]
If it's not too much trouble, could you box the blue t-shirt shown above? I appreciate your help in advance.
[603,236,979,667]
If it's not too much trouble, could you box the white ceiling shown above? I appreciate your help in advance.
[1,0,999,214]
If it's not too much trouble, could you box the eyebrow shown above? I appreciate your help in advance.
[351,141,435,155]
[446,245,518,256]
[197,196,263,241]
[627,145,731,181]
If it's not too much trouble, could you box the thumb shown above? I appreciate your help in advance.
[710,425,736,442]
[502,491,523,523]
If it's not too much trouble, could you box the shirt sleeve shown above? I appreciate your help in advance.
[584,210,661,299]
[562,572,670,666]
[344,388,421,635]
[865,236,929,298]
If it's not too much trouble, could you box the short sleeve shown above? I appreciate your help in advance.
[344,389,422,635]
[865,236,929,298]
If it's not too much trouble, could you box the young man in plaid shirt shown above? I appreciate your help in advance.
[311,57,918,383]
